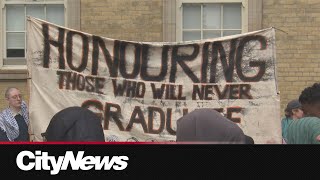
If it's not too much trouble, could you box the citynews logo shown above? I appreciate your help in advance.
[16,150,129,175]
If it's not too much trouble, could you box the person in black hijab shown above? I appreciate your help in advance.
[43,106,105,142]
[176,108,251,144]
[244,135,254,144]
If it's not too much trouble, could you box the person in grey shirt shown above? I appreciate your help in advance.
[176,108,251,144]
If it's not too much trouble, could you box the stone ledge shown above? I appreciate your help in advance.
[0,69,28,80]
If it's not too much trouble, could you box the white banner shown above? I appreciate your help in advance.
[27,16,281,143]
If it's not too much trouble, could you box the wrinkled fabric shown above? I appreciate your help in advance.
[176,108,247,144]
[286,116,320,144]
[45,106,105,142]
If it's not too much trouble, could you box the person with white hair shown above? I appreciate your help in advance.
[0,87,29,141]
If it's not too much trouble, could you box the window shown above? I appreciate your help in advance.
[1,0,69,66]
[3,0,65,65]
[176,0,248,41]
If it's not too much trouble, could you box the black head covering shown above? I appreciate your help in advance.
[44,106,105,142]
[176,108,246,144]
[244,135,254,144]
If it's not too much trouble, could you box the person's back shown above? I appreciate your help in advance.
[176,108,247,144]
[44,106,105,142]
[286,116,320,144]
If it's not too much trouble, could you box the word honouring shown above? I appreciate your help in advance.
[16,150,129,175]
[42,23,267,83]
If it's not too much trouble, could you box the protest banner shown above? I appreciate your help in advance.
[27,16,280,143]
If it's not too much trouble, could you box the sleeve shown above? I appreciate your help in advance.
[281,118,285,137]
[0,114,6,132]
[0,115,10,141]
[0,129,10,141]
[311,119,320,144]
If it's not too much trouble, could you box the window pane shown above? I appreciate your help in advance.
[223,30,241,36]
[203,30,221,39]
[7,33,25,48]
[203,4,220,29]
[27,5,45,20]
[183,31,201,41]
[47,5,65,26]
[7,49,25,58]
[5,0,66,62]
[7,32,25,57]
[223,4,241,29]
[6,5,25,31]
[183,4,201,29]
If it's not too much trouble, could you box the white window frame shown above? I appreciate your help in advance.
[0,0,67,70]
[176,0,248,42]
